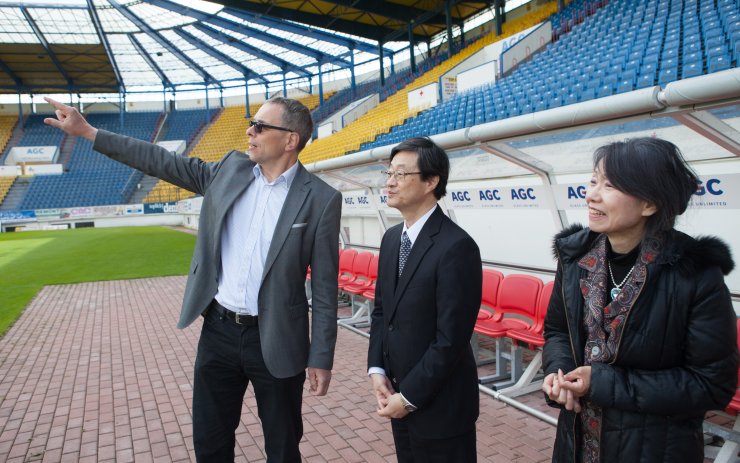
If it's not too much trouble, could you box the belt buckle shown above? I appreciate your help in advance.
[234,312,243,325]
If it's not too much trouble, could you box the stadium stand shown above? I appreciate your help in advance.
[159,109,213,145]
[144,93,330,203]
[362,0,740,150]
[0,176,15,204]
[144,105,249,203]
[13,114,65,149]
[298,1,560,164]
[0,115,17,163]
[17,112,159,209]
[310,56,447,131]
[1,0,737,209]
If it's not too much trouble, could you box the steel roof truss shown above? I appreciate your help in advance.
[109,0,216,84]
[193,23,311,78]
[86,0,124,91]
[20,6,74,88]
[128,33,174,89]
[0,57,23,88]
[173,28,267,85]
[222,6,394,56]
[147,0,349,68]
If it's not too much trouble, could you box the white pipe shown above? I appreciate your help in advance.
[305,70,740,175]
[659,68,740,107]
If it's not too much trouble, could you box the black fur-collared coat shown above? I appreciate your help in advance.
[543,224,738,463]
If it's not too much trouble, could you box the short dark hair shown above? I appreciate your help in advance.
[593,137,699,235]
[266,96,313,152]
[390,137,449,199]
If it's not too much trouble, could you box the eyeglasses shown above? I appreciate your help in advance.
[381,170,422,181]
[249,119,293,134]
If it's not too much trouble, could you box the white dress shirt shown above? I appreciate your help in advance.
[214,162,299,315]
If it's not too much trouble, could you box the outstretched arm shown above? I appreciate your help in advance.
[43,97,98,141]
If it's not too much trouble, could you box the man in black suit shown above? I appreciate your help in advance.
[45,96,342,462]
[367,137,483,462]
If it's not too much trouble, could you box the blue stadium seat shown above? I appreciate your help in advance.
[708,55,732,72]
[658,67,679,86]
[617,79,635,93]
[636,73,655,89]
[682,62,704,78]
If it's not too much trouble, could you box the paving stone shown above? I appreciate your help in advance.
[15,275,727,462]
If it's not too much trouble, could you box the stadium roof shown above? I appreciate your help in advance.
[0,0,493,95]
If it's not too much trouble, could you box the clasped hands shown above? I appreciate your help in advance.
[542,366,591,413]
[370,373,409,419]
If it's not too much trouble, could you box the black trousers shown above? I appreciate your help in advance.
[192,307,305,462]
[391,418,477,463]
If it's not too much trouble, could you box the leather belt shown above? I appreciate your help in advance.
[210,300,258,326]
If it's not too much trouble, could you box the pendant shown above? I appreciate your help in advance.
[610,287,621,299]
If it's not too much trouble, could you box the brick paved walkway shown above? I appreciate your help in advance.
[0,276,559,462]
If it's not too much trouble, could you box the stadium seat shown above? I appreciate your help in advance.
[339,250,372,290]
[709,55,732,73]
[337,248,358,288]
[339,252,378,326]
[475,273,543,388]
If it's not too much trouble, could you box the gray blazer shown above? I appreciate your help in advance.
[94,130,342,378]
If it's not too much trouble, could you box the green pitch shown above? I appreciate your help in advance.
[0,226,196,336]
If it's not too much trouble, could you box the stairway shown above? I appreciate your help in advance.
[56,134,77,168]
[0,177,30,211]
[128,174,159,204]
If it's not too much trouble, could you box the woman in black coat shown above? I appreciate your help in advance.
[542,137,738,463]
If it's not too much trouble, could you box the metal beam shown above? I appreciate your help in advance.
[0,84,119,92]
[21,7,74,88]
[192,23,311,78]
[109,0,216,84]
[203,17,349,69]
[86,0,124,92]
[218,2,400,53]
[672,111,740,157]
[0,57,23,88]
[225,6,396,56]
[172,28,268,85]
[128,34,174,89]
[462,142,567,229]
[147,0,350,69]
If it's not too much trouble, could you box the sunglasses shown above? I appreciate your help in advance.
[249,119,294,134]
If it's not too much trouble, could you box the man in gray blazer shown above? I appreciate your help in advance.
[45,96,342,462]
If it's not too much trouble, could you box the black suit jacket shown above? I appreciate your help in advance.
[368,206,482,439]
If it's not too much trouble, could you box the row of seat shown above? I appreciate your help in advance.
[476,269,554,351]
[325,248,555,394]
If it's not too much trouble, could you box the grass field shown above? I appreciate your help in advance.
[0,226,196,336]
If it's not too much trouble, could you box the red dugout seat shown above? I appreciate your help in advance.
[337,248,358,287]
[477,268,504,322]
[339,251,372,290]
[343,253,378,296]
[506,280,554,348]
[474,274,543,338]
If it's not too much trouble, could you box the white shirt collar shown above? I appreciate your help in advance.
[402,204,438,246]
[253,161,299,187]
